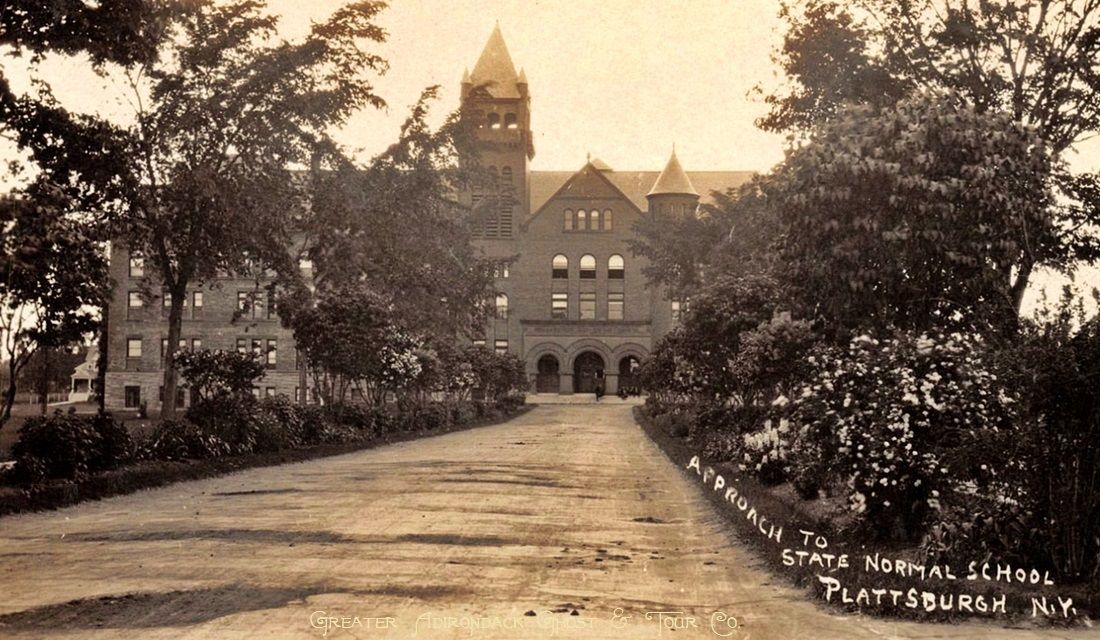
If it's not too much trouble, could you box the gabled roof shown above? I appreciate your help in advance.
[469,24,521,99]
[527,162,644,225]
[529,169,754,215]
[648,149,697,196]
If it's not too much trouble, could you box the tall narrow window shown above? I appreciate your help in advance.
[552,254,569,279]
[608,255,624,279]
[266,339,277,368]
[577,209,588,231]
[127,338,142,359]
[608,292,624,320]
[591,209,601,230]
[579,292,596,319]
[129,256,144,277]
[551,293,568,319]
[495,293,509,319]
[494,339,509,355]
[563,209,574,231]
[604,209,613,231]
[671,300,683,322]
[580,254,596,279]
[193,291,203,308]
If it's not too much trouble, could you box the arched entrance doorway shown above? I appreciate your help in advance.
[573,351,605,394]
[536,355,560,393]
[619,356,641,393]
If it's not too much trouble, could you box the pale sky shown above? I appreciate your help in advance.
[2,0,1098,308]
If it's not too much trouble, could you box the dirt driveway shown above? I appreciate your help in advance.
[0,404,1092,639]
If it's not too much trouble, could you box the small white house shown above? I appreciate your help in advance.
[69,347,98,403]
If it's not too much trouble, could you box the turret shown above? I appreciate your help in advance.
[462,24,533,239]
[646,148,699,217]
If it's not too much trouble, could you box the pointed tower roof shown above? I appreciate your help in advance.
[647,149,698,197]
[470,24,520,98]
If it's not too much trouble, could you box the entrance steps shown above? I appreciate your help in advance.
[527,393,645,405]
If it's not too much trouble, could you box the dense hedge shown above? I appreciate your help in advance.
[3,394,527,492]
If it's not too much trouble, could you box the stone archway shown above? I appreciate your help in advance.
[573,351,605,394]
[536,354,560,393]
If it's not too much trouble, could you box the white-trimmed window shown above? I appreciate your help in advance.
[551,293,568,319]
[580,254,596,279]
[495,293,509,319]
[494,339,508,355]
[608,292,624,320]
[128,256,144,277]
[608,254,624,279]
[552,254,569,279]
[579,292,596,320]
[127,338,142,359]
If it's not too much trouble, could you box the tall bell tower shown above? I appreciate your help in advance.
[461,24,534,239]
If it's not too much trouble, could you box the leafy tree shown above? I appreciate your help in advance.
[303,88,497,339]
[174,349,265,402]
[0,191,107,427]
[768,92,1056,334]
[108,0,387,418]
[630,178,780,298]
[762,0,1100,307]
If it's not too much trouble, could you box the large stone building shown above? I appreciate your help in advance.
[103,25,751,411]
[461,26,751,395]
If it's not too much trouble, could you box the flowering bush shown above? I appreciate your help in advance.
[779,330,1016,539]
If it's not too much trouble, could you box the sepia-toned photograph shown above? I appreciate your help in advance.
[1,1,1100,638]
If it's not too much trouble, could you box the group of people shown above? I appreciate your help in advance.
[591,370,642,401]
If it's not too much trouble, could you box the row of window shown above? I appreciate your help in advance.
[126,336,279,368]
[551,291,625,321]
[564,209,612,232]
[123,385,312,409]
[552,254,624,279]
[485,112,519,129]
[472,338,510,355]
[126,290,276,321]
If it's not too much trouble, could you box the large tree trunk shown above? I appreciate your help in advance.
[1010,260,1035,315]
[162,287,186,419]
[297,348,307,406]
[96,304,109,413]
[39,338,49,415]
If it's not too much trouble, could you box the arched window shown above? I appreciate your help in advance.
[604,209,613,231]
[577,209,588,231]
[608,254,624,279]
[580,254,596,279]
[495,293,508,319]
[504,113,518,129]
[488,113,501,129]
[591,209,601,230]
[563,209,574,231]
[552,254,569,279]
[501,166,513,184]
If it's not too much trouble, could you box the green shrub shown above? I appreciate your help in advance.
[138,419,232,462]
[11,411,134,485]
[185,394,260,454]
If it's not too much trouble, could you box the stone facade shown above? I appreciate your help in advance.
[462,26,753,394]
[102,25,754,410]
[103,247,304,413]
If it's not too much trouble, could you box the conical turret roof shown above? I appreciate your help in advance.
[470,24,520,98]
[647,149,698,197]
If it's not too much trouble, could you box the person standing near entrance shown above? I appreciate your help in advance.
[595,370,605,401]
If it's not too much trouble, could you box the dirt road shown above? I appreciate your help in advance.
[0,404,1091,639]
